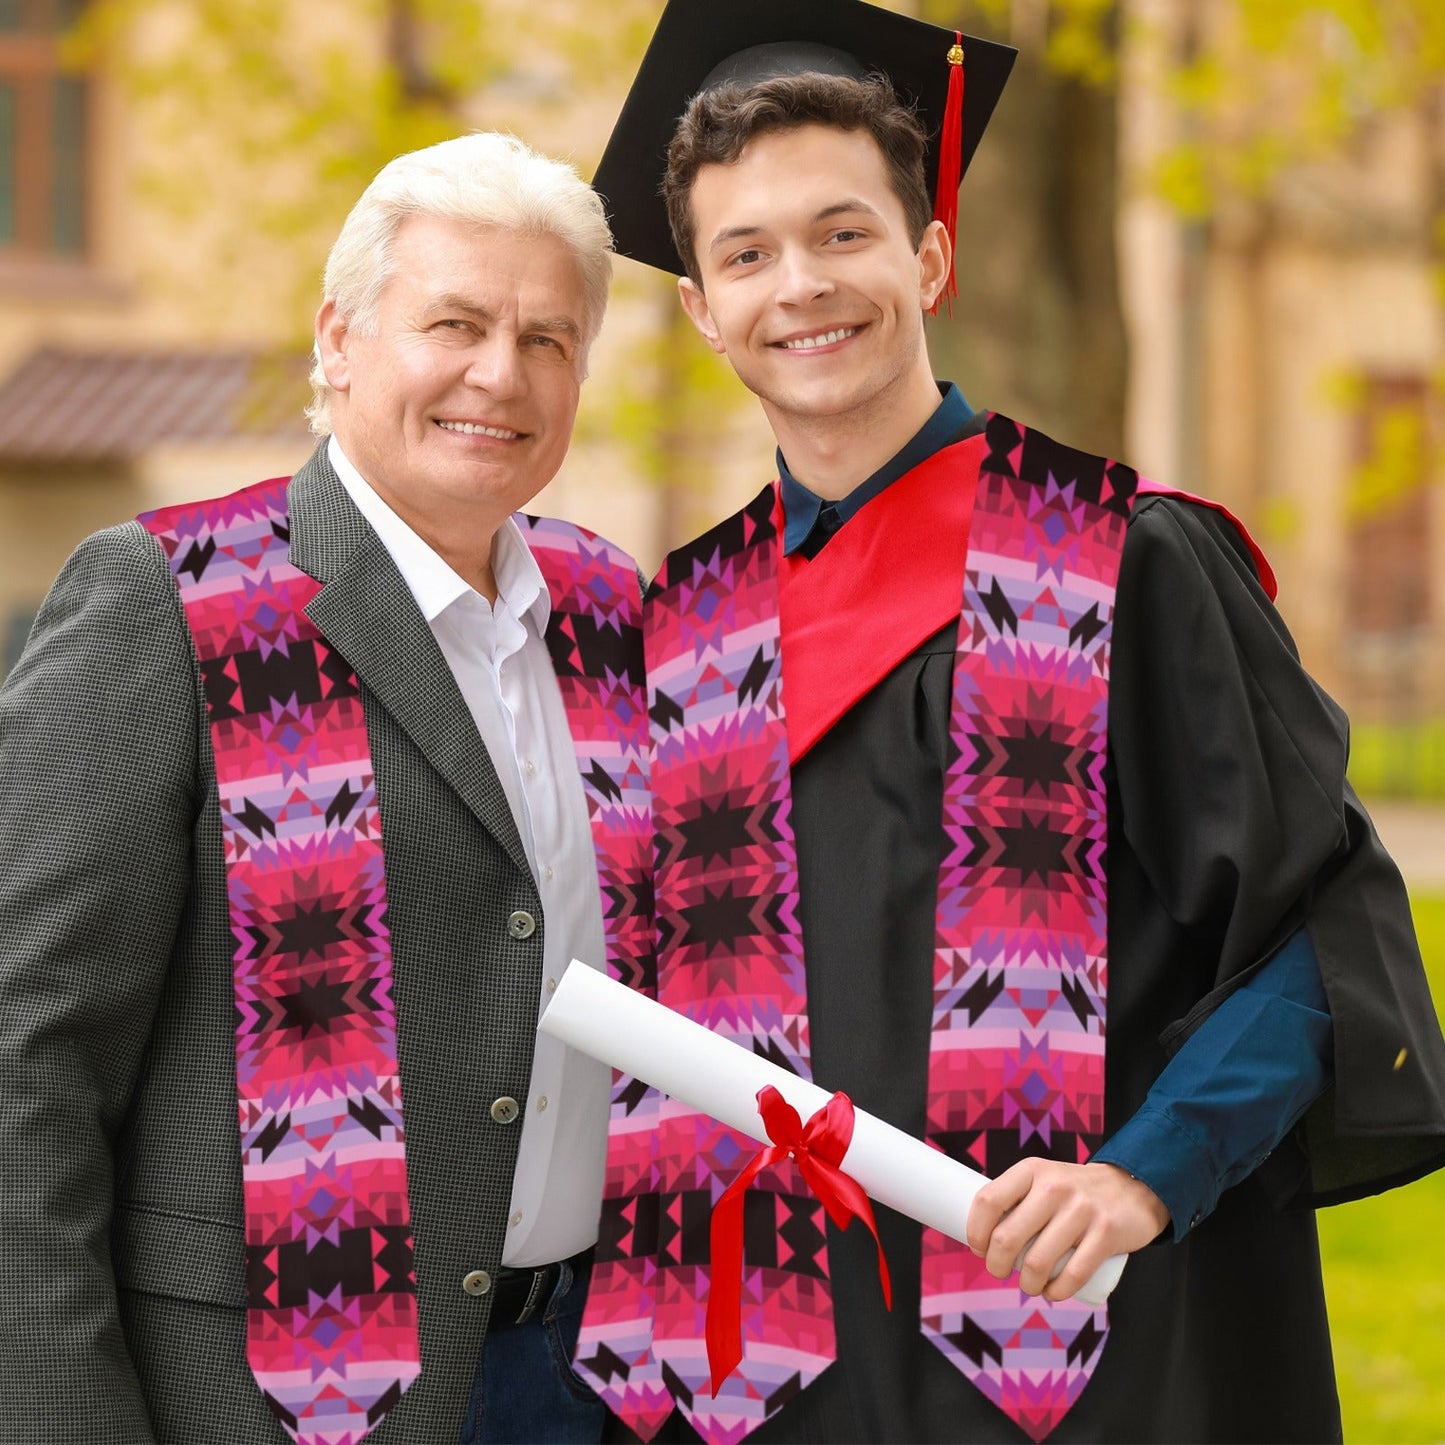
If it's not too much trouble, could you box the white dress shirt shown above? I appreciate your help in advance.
[329,436,609,1267]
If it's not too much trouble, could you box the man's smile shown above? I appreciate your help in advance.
[772,325,863,352]
[435,419,526,440]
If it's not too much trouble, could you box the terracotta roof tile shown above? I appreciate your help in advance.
[0,347,313,462]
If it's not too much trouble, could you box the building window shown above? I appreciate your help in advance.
[1343,372,1438,719]
[0,0,89,258]
[1345,375,1434,637]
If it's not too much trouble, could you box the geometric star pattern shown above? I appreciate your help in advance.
[921,413,1137,1442]
[521,516,667,1434]
[522,513,652,1010]
[140,490,649,1445]
[140,478,420,1445]
[141,479,419,1445]
[574,485,830,1445]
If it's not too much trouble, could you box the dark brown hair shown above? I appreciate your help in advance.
[663,71,932,284]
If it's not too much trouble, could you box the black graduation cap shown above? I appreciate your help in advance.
[594,0,1018,280]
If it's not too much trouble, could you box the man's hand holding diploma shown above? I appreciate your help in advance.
[967,1159,1170,1302]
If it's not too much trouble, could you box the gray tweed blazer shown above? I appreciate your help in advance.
[0,448,577,1443]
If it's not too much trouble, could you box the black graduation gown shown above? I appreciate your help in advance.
[635,492,1445,1445]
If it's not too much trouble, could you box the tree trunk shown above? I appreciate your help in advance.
[928,8,1130,460]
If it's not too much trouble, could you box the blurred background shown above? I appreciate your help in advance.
[0,0,1441,1434]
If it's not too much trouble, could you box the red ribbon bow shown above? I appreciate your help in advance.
[705,1086,893,1395]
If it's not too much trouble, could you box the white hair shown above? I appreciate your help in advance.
[307,131,613,436]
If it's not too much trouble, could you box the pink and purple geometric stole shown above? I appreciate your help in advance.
[579,415,1139,1445]
[140,479,419,1445]
[575,489,824,1444]
[920,414,1136,1443]
[522,515,668,1427]
[519,515,652,1019]
[141,486,651,1445]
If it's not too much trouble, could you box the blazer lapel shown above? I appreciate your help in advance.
[286,446,532,878]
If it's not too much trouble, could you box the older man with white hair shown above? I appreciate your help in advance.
[0,132,647,1445]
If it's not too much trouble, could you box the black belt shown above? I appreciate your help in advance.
[490,1247,592,1327]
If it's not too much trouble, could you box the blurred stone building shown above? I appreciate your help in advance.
[0,0,769,677]
[1,0,314,669]
[1118,0,1444,749]
[3,0,1442,760]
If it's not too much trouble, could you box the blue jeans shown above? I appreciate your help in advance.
[459,1252,607,1444]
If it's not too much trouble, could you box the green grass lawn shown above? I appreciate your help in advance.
[1318,894,1445,1442]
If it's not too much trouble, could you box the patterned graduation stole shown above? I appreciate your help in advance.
[524,516,657,1430]
[520,512,653,1005]
[525,515,673,1431]
[142,485,651,1445]
[575,489,823,1443]
[578,415,1138,1445]
[142,480,419,1445]
[920,415,1136,1442]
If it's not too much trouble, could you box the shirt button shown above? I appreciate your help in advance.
[491,1096,521,1125]
[524,759,536,776]
[509,1210,523,1229]
[543,865,554,881]
[544,978,557,995]
[462,1269,492,1297]
[536,1095,548,1112]
[507,910,536,940]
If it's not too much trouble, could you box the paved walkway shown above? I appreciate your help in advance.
[1360,799,1445,895]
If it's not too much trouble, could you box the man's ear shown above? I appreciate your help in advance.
[315,298,352,394]
[678,276,726,355]
[917,219,952,313]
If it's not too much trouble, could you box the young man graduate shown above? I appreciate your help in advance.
[569,2,1445,1443]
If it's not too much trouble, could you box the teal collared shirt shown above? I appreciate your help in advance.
[780,383,982,556]
[776,381,1332,1237]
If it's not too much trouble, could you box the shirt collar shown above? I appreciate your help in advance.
[326,435,550,631]
[779,382,977,556]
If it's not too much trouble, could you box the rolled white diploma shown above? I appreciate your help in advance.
[540,959,1125,1306]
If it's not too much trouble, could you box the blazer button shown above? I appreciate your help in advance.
[491,1096,521,1125]
[462,1269,493,1297]
[507,909,536,940]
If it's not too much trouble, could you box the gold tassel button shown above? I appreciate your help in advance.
[947,43,965,65]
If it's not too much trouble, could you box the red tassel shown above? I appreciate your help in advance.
[929,33,966,317]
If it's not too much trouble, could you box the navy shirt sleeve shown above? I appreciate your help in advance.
[1093,927,1332,1239]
